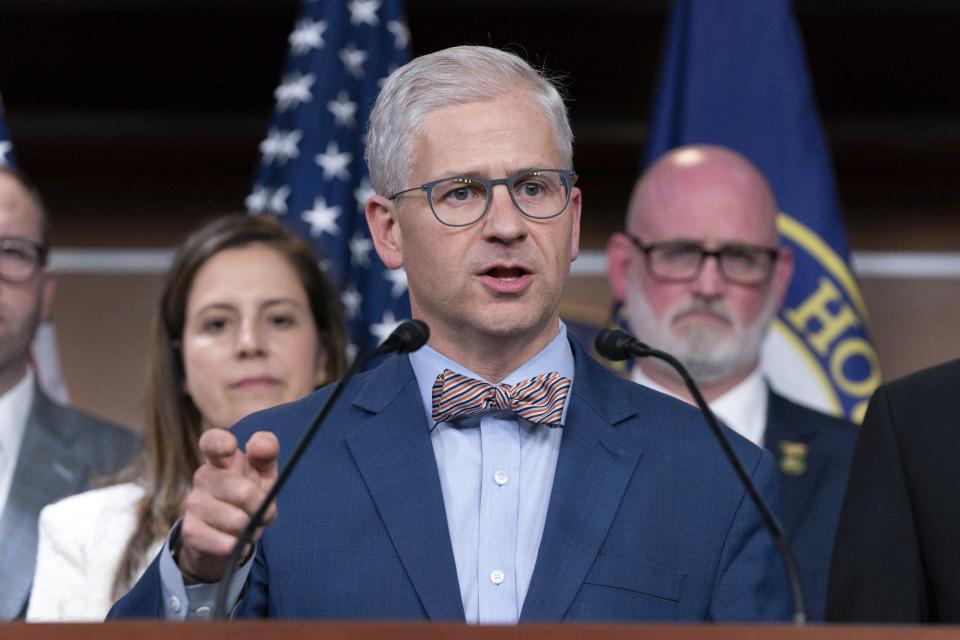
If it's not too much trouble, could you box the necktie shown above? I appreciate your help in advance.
[431,369,571,428]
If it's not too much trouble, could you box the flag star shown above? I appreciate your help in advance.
[341,286,362,319]
[245,185,270,213]
[387,21,409,49]
[327,91,357,128]
[348,0,380,26]
[339,43,369,79]
[345,342,359,365]
[384,268,408,298]
[269,185,291,214]
[301,196,342,236]
[260,128,302,166]
[349,232,373,267]
[314,141,352,181]
[370,310,402,346]
[353,176,374,212]
[289,18,327,55]
[0,141,11,167]
[274,72,315,111]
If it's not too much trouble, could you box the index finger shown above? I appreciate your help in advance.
[199,428,240,469]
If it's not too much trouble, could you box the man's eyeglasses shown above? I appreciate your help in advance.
[388,169,577,228]
[627,234,779,286]
[0,237,48,283]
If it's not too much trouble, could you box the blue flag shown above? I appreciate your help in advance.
[638,0,879,422]
[248,0,412,360]
[0,94,15,168]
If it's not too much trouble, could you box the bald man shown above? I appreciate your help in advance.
[606,145,858,620]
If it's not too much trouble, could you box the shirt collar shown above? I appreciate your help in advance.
[409,320,575,429]
[631,366,769,447]
[0,370,36,462]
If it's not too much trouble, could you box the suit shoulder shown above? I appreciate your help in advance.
[883,357,960,401]
[771,391,858,442]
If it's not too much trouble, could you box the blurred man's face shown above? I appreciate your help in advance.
[608,149,791,384]
[0,172,52,392]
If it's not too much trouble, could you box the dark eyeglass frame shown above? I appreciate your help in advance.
[0,237,48,283]
[627,233,780,286]
[388,168,578,228]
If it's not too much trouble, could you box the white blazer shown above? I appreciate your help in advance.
[26,482,162,621]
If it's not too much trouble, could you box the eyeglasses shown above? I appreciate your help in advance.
[388,169,577,228]
[627,234,779,286]
[0,237,48,283]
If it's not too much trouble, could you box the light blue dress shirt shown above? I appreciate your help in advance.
[159,322,574,623]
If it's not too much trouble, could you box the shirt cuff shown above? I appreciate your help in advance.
[159,520,255,620]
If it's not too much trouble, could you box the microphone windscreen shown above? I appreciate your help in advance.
[384,319,430,353]
[594,328,636,361]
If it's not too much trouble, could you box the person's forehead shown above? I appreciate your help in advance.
[0,174,42,240]
[634,166,776,243]
[414,95,562,173]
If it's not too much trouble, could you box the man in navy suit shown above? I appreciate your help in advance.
[110,47,789,622]
[606,145,858,620]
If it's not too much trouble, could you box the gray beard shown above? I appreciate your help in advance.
[624,291,777,386]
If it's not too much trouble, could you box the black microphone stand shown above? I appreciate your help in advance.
[596,329,807,625]
[212,320,429,619]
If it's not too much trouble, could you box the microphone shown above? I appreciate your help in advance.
[214,319,431,618]
[595,328,807,625]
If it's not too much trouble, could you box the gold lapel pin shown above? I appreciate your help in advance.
[777,440,808,476]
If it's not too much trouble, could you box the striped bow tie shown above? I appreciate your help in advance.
[431,369,572,428]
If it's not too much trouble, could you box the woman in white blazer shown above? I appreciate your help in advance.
[27,215,347,620]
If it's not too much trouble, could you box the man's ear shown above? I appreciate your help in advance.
[39,270,56,322]
[365,194,404,269]
[568,187,582,262]
[773,245,794,309]
[606,232,633,302]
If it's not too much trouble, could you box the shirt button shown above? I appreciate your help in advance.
[490,569,505,585]
[194,606,211,618]
[168,596,181,613]
[494,470,509,486]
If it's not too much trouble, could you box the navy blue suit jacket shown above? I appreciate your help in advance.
[764,390,858,621]
[110,340,789,621]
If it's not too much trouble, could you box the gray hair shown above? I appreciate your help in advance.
[365,45,573,197]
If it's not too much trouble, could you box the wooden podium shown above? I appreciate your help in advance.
[6,623,959,640]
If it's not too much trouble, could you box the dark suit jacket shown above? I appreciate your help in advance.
[111,340,790,621]
[0,386,140,619]
[764,390,858,621]
[827,359,960,623]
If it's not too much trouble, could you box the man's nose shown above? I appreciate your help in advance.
[481,185,527,243]
[691,254,726,298]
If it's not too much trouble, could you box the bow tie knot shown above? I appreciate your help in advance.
[431,369,571,428]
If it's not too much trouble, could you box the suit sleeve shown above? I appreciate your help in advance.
[826,384,926,622]
[710,448,791,622]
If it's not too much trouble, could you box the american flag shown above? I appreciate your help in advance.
[0,93,15,168]
[247,0,412,361]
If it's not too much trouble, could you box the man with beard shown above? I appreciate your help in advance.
[606,144,858,621]
[0,168,139,618]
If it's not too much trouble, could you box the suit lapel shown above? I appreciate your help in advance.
[521,344,642,621]
[765,390,827,533]
[344,355,465,622]
[0,388,86,619]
